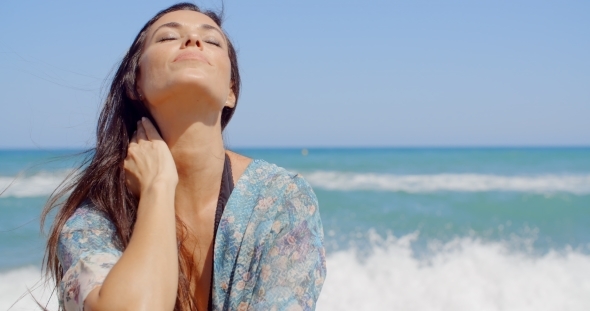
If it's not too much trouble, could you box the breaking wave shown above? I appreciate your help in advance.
[3,170,590,198]
[0,266,58,311]
[304,171,590,195]
[0,171,72,198]
[317,234,590,311]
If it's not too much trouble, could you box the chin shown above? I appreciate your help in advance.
[150,78,225,108]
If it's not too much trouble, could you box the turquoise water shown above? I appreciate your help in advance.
[1,148,590,309]
[241,148,590,253]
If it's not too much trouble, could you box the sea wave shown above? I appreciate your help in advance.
[0,266,58,311]
[3,170,590,198]
[317,234,590,311]
[2,236,589,311]
[304,171,590,194]
[0,171,72,198]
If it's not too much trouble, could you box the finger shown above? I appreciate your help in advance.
[141,117,162,141]
[130,130,138,144]
[137,120,148,142]
[123,158,132,175]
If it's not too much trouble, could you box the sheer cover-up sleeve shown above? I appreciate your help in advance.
[242,175,326,311]
[56,203,122,311]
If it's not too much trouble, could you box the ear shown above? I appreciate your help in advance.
[225,85,236,108]
[136,86,145,102]
[127,87,144,101]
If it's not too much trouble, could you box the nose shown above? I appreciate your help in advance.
[183,33,202,49]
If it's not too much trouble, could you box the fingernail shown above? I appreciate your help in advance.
[142,117,147,122]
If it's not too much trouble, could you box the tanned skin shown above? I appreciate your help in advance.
[84,10,251,311]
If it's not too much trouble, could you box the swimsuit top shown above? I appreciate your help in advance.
[208,153,234,310]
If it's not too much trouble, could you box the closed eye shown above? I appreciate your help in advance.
[157,36,178,42]
[205,40,222,47]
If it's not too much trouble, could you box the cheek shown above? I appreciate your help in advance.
[138,50,168,91]
[215,56,233,86]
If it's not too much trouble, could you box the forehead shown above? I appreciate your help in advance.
[148,10,221,34]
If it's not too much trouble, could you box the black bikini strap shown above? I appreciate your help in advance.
[209,153,233,311]
[214,153,234,236]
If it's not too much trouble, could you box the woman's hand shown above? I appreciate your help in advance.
[86,118,179,311]
[124,117,178,198]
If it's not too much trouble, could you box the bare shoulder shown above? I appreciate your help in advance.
[226,150,253,184]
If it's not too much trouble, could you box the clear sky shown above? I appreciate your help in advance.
[1,0,588,148]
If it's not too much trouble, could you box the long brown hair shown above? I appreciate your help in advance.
[40,3,240,310]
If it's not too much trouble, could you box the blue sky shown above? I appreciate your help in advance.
[1,0,588,148]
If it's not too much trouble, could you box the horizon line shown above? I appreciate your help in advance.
[1,145,589,151]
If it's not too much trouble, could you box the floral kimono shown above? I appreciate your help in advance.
[57,159,326,311]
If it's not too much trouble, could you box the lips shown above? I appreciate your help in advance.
[173,51,210,64]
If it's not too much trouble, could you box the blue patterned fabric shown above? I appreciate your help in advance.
[57,159,326,311]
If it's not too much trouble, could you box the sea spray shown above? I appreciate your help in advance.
[0,267,58,311]
[317,233,590,311]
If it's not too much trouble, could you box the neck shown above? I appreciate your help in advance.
[150,101,226,214]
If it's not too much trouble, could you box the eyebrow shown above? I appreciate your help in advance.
[150,22,225,40]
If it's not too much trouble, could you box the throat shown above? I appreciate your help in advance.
[176,154,234,311]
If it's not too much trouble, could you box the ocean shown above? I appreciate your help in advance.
[1,148,589,310]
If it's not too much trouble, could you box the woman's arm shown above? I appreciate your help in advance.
[83,118,179,311]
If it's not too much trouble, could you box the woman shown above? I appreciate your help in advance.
[41,3,326,311]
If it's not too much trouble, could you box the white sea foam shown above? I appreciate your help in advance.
[0,171,72,198]
[317,234,590,311]
[2,237,588,311]
[304,171,590,195]
[0,266,58,311]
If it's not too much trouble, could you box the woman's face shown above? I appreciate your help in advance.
[137,10,235,113]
